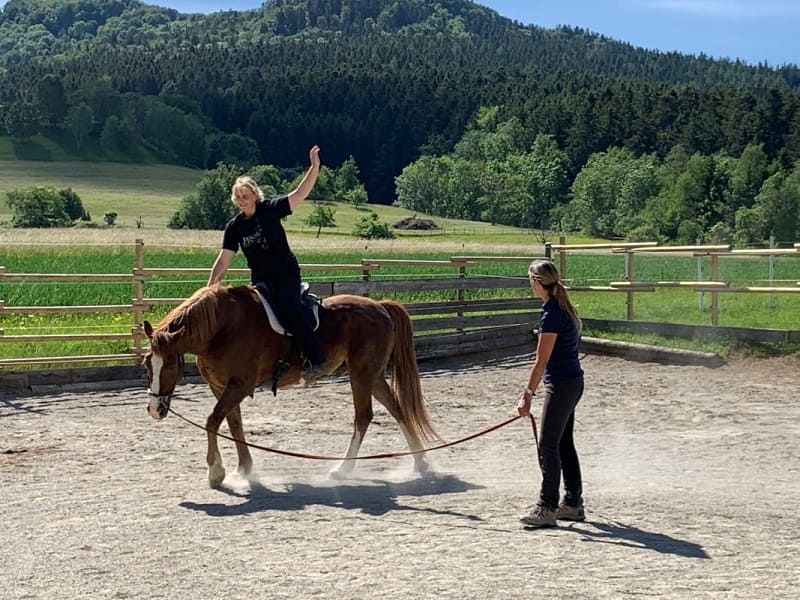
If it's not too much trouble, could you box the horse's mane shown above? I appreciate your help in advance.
[153,284,231,348]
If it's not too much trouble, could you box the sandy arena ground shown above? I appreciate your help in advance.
[2,350,799,599]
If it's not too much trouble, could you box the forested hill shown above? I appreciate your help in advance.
[2,0,800,202]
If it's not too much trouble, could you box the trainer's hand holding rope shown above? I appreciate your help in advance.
[517,385,536,418]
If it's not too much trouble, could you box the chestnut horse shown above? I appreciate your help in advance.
[143,284,440,487]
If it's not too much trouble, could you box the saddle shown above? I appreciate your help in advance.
[253,281,321,336]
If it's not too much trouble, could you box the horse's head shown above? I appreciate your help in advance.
[143,320,185,420]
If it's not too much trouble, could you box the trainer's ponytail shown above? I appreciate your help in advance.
[528,259,582,333]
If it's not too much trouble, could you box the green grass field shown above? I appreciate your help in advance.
[1,159,799,364]
[0,160,202,228]
[0,157,545,238]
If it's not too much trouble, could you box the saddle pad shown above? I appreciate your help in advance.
[254,286,319,336]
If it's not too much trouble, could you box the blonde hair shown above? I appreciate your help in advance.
[528,259,582,332]
[230,176,264,203]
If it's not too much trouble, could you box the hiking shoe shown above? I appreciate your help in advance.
[555,502,585,522]
[520,505,557,528]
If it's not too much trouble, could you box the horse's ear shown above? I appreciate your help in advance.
[143,320,154,339]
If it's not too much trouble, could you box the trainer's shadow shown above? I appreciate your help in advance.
[180,473,484,521]
[562,520,709,559]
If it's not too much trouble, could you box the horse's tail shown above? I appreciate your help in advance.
[380,299,442,444]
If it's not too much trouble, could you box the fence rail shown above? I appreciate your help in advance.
[554,238,800,325]
[1,238,799,370]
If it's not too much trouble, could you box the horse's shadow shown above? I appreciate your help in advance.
[557,519,709,559]
[180,473,484,521]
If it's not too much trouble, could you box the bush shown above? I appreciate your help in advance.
[4,186,87,228]
[169,164,241,229]
[707,222,733,244]
[352,212,396,239]
[734,206,765,247]
[676,219,703,245]
[626,223,663,243]
[345,187,368,207]
[59,188,88,221]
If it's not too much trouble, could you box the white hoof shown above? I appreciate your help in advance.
[328,460,355,480]
[208,457,226,488]
[412,456,432,475]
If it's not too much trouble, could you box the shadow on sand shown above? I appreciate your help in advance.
[180,473,484,521]
[557,519,709,559]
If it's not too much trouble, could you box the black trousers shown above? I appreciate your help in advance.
[269,273,325,366]
[537,376,584,510]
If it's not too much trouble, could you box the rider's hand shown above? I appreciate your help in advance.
[309,145,321,169]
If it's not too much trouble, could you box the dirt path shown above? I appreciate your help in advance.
[2,351,799,599]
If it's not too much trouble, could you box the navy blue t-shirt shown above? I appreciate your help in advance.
[539,298,583,383]
[221,195,299,283]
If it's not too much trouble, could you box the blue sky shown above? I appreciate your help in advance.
[2,0,798,67]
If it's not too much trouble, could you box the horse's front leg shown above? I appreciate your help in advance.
[225,404,253,477]
[205,382,248,488]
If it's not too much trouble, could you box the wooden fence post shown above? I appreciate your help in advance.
[132,239,145,363]
[558,235,566,277]
[696,238,705,312]
[625,250,635,321]
[360,260,371,297]
[710,253,719,326]
[457,260,466,333]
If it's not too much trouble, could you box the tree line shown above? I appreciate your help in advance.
[1,0,799,243]
[395,107,800,244]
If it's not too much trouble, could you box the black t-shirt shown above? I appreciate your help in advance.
[539,298,584,383]
[221,195,299,283]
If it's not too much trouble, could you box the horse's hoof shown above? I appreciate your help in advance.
[208,466,226,488]
[327,470,348,481]
[328,465,353,480]
[413,459,433,476]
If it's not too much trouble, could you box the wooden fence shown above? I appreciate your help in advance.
[551,239,800,326]
[1,238,799,371]
[0,240,545,369]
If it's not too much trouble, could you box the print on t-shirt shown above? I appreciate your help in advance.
[241,221,269,252]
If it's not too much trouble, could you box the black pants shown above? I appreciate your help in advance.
[269,273,325,366]
[537,376,584,510]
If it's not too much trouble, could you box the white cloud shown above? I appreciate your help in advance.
[641,0,800,18]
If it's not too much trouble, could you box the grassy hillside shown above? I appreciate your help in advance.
[0,159,202,229]
[0,159,541,240]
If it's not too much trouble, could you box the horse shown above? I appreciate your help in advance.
[143,284,441,487]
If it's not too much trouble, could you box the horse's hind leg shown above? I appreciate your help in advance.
[329,376,374,479]
[225,404,253,477]
[372,378,431,474]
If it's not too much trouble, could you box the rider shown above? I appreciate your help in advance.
[207,145,326,379]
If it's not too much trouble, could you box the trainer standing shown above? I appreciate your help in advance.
[517,259,585,528]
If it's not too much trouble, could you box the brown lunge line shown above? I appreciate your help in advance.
[168,406,539,463]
